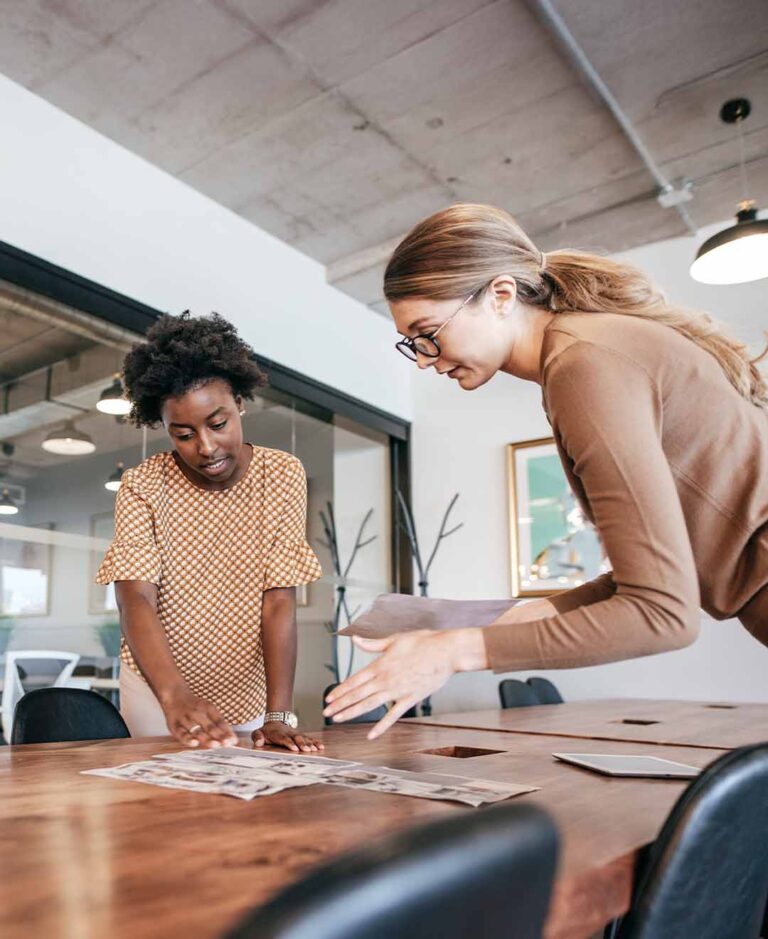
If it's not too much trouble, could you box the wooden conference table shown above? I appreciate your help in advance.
[1,700,765,939]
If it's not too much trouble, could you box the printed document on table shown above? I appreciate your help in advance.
[83,749,536,805]
[154,747,361,777]
[322,764,538,806]
[82,760,308,800]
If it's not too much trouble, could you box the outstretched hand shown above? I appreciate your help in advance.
[323,630,465,739]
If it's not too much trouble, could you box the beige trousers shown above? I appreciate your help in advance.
[119,665,264,738]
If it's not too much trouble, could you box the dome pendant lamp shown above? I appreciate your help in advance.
[690,98,768,285]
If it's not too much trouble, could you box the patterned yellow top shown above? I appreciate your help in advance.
[95,446,322,723]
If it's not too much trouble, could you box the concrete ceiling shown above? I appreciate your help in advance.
[0,309,93,383]
[2,0,767,313]
[0,292,134,477]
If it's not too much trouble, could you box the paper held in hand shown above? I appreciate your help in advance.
[83,747,538,805]
[338,593,519,639]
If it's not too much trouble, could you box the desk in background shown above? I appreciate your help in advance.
[404,697,768,750]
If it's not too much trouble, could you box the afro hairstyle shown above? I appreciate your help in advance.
[122,311,267,427]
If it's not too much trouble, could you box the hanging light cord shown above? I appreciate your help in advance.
[736,119,750,206]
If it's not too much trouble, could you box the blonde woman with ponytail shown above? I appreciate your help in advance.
[324,203,768,739]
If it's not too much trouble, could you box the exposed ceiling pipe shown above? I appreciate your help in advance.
[327,1,702,290]
[0,280,137,351]
[526,0,698,236]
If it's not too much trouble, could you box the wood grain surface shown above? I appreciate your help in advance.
[0,720,724,939]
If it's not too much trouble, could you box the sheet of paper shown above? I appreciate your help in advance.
[154,747,360,777]
[82,760,310,801]
[322,764,538,806]
[339,593,519,638]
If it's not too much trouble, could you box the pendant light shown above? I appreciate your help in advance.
[690,98,768,285]
[42,420,96,455]
[97,375,131,415]
[0,488,19,516]
[104,461,124,493]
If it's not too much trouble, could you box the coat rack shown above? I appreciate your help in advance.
[319,502,376,684]
[396,490,463,715]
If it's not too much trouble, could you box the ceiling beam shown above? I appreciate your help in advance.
[0,280,137,351]
[325,236,403,285]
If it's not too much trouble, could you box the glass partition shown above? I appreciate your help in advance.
[0,284,399,729]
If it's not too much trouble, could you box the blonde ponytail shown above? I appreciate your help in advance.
[384,204,768,408]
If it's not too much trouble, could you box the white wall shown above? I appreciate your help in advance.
[0,74,411,421]
[410,221,768,710]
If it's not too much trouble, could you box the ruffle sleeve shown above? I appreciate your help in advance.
[94,470,162,586]
[263,456,322,590]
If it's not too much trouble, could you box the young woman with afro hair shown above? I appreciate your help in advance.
[96,312,324,752]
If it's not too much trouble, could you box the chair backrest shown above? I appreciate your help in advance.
[323,683,388,726]
[11,687,130,745]
[1,650,80,740]
[526,677,564,705]
[615,742,768,939]
[226,802,558,939]
[499,678,540,709]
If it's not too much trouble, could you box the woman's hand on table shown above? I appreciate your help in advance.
[252,722,325,753]
[160,689,239,749]
[323,628,489,740]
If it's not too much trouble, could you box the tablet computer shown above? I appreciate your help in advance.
[553,753,701,778]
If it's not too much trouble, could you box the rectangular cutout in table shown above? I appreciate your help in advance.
[417,746,504,759]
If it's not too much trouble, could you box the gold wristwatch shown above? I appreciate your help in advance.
[264,710,298,729]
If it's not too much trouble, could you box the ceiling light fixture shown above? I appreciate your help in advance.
[104,462,125,493]
[690,98,768,285]
[0,488,19,516]
[42,420,96,456]
[96,376,131,415]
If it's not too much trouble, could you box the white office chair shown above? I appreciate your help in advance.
[1,651,82,741]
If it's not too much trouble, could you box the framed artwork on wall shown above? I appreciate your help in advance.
[507,437,607,597]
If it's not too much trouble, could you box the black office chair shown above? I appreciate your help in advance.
[607,742,768,939]
[11,687,130,745]
[499,678,540,709]
[526,677,564,705]
[323,683,388,726]
[226,801,558,939]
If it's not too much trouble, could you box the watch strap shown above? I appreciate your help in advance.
[264,710,298,728]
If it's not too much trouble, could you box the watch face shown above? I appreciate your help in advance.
[286,712,298,729]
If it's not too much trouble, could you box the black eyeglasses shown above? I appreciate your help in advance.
[395,289,481,362]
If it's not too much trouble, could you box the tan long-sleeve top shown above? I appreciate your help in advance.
[483,312,768,673]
